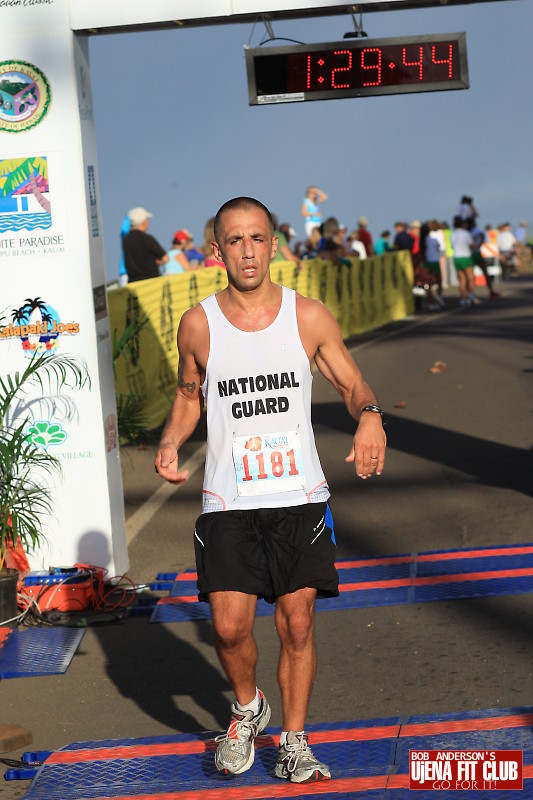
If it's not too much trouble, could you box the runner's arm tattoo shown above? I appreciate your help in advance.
[177,363,196,394]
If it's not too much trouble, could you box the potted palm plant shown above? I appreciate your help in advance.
[0,347,90,624]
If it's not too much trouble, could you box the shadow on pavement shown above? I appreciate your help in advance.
[313,404,533,498]
[92,616,230,733]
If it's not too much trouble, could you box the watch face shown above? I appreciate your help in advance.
[247,33,468,105]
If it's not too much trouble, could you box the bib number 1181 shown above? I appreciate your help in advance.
[242,449,299,481]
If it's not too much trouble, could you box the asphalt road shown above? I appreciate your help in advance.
[1,278,532,798]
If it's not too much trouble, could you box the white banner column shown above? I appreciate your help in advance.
[0,2,128,576]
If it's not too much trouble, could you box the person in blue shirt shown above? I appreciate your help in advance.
[374,231,392,255]
[119,214,130,286]
[301,186,327,238]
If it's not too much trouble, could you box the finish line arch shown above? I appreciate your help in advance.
[0,0,516,574]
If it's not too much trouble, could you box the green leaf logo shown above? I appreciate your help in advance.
[26,420,67,450]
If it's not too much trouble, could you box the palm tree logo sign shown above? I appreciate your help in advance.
[10,297,60,355]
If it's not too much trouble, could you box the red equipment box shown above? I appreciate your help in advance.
[22,568,94,612]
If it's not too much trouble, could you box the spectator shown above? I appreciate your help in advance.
[279,223,297,243]
[272,214,301,267]
[451,217,479,306]
[440,221,457,287]
[515,220,528,245]
[420,220,445,310]
[202,217,226,268]
[122,207,168,283]
[373,230,392,255]
[319,217,348,256]
[496,223,517,278]
[393,222,414,252]
[162,231,193,274]
[346,229,367,259]
[301,226,321,260]
[338,223,348,246]
[301,186,327,238]
[427,220,446,287]
[409,220,421,246]
[119,214,130,286]
[175,229,204,267]
[457,195,478,225]
[356,216,374,256]
[320,238,352,268]
[469,220,501,299]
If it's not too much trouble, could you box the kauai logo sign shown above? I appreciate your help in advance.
[0,60,51,133]
[0,296,80,354]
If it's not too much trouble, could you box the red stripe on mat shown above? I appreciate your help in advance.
[339,566,533,593]
[174,546,533,581]
[161,566,533,604]
[0,629,12,647]
[86,776,388,800]
[338,545,533,569]
[47,713,533,765]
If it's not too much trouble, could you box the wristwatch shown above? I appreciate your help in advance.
[360,404,385,424]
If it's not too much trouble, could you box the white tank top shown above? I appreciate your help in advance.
[200,287,329,513]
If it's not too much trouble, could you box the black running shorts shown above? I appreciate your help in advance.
[194,502,339,603]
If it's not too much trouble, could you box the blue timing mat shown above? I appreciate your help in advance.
[0,626,85,679]
[149,543,533,624]
[9,706,533,799]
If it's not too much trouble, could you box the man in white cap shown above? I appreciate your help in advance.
[122,206,168,283]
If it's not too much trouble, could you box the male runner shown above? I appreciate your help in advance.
[155,197,386,783]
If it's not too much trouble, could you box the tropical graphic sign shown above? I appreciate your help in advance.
[0,60,51,132]
[0,296,80,355]
[0,155,51,234]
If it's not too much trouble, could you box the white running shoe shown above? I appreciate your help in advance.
[214,690,271,775]
[275,731,331,783]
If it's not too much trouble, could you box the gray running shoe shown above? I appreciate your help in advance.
[214,690,271,775]
[275,731,331,783]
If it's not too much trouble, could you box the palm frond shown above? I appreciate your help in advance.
[0,351,90,427]
[112,313,150,377]
[116,393,152,444]
[0,423,60,564]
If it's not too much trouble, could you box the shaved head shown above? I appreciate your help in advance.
[214,197,273,243]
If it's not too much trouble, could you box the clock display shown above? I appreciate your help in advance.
[246,33,468,105]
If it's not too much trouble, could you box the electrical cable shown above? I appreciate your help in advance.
[13,564,140,627]
[258,36,305,47]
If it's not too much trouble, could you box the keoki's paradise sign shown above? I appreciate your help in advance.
[409,750,523,791]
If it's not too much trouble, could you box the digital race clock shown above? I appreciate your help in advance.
[245,32,468,105]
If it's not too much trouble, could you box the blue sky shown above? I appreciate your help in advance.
[88,0,531,281]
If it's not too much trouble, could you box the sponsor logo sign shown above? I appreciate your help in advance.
[0,296,80,354]
[0,60,51,132]
[25,419,67,450]
[0,155,52,235]
[409,750,523,791]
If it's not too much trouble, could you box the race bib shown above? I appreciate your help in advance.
[232,429,305,497]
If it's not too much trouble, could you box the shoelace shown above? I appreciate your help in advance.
[283,735,314,773]
[215,716,255,752]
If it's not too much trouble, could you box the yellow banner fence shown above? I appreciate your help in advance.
[108,253,413,430]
